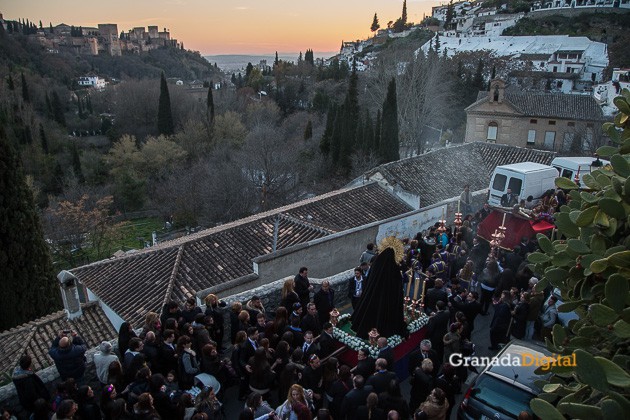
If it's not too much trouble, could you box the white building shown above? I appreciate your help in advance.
[422,35,608,91]
[593,68,630,116]
[77,75,107,90]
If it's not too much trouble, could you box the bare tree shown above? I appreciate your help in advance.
[238,122,302,211]
[365,50,455,157]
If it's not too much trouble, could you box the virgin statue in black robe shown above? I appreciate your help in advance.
[351,247,407,339]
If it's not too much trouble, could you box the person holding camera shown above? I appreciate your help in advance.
[48,329,88,382]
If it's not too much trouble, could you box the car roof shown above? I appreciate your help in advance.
[552,156,610,167]
[485,340,553,392]
[496,162,556,174]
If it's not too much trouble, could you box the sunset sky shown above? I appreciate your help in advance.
[2,0,441,54]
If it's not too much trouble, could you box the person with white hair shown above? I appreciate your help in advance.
[526,277,544,341]
[93,341,119,385]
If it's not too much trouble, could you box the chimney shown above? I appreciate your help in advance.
[57,270,83,320]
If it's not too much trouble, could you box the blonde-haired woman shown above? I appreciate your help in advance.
[276,384,314,420]
[141,311,161,339]
[457,260,477,293]
[280,279,299,310]
[204,293,226,348]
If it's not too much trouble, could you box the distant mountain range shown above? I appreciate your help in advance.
[204,52,337,73]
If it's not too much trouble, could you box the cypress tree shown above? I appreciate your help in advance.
[70,143,85,183]
[77,97,84,119]
[402,0,408,25]
[274,51,279,67]
[45,92,52,118]
[39,123,49,154]
[374,109,382,153]
[157,72,174,135]
[0,127,61,330]
[7,74,14,90]
[320,104,336,156]
[51,91,66,127]
[363,109,375,153]
[473,58,484,90]
[338,62,360,171]
[21,73,30,103]
[330,105,344,165]
[86,96,93,114]
[380,78,399,163]
[304,120,313,140]
[207,84,215,123]
[371,13,380,32]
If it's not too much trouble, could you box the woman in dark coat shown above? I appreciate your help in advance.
[118,322,137,359]
[76,385,102,420]
[511,292,530,340]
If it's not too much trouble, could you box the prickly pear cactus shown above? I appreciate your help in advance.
[528,89,630,419]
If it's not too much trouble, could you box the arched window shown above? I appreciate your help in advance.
[487,122,498,141]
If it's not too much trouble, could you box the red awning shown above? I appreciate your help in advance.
[477,210,554,250]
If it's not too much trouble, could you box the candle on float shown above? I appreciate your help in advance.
[421,279,427,303]
[413,278,420,300]
[501,212,506,227]
[406,271,413,296]
[457,199,460,213]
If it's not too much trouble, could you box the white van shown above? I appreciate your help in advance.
[551,156,609,186]
[488,162,559,206]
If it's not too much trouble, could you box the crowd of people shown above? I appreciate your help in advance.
[9,193,567,420]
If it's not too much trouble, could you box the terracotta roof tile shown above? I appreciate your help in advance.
[367,142,556,206]
[470,87,605,121]
[70,184,413,327]
[0,302,116,376]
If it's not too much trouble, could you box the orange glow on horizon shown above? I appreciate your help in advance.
[2,0,439,55]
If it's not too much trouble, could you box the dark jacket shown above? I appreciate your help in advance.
[294,273,311,305]
[48,336,87,380]
[426,310,450,356]
[12,367,50,412]
[341,386,373,420]
[425,287,448,312]
[366,370,397,394]
[313,288,335,324]
[377,346,395,371]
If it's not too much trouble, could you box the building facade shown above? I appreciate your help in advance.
[464,79,606,153]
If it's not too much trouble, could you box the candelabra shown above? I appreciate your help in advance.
[329,308,340,327]
[368,328,380,346]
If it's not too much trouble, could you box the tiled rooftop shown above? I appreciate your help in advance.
[366,142,556,206]
[470,87,605,121]
[0,302,116,377]
[71,183,413,327]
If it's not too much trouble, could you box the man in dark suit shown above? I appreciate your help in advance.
[300,354,323,409]
[317,323,336,359]
[340,375,373,419]
[159,329,177,375]
[301,331,320,363]
[313,280,335,324]
[426,301,450,363]
[294,267,312,308]
[351,347,375,379]
[347,267,366,310]
[425,279,449,313]
[239,327,259,372]
[450,291,482,334]
[408,339,440,377]
[366,358,398,394]
[376,337,395,371]
[300,303,322,336]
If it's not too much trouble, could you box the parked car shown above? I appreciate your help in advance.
[552,287,579,327]
[458,340,552,420]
